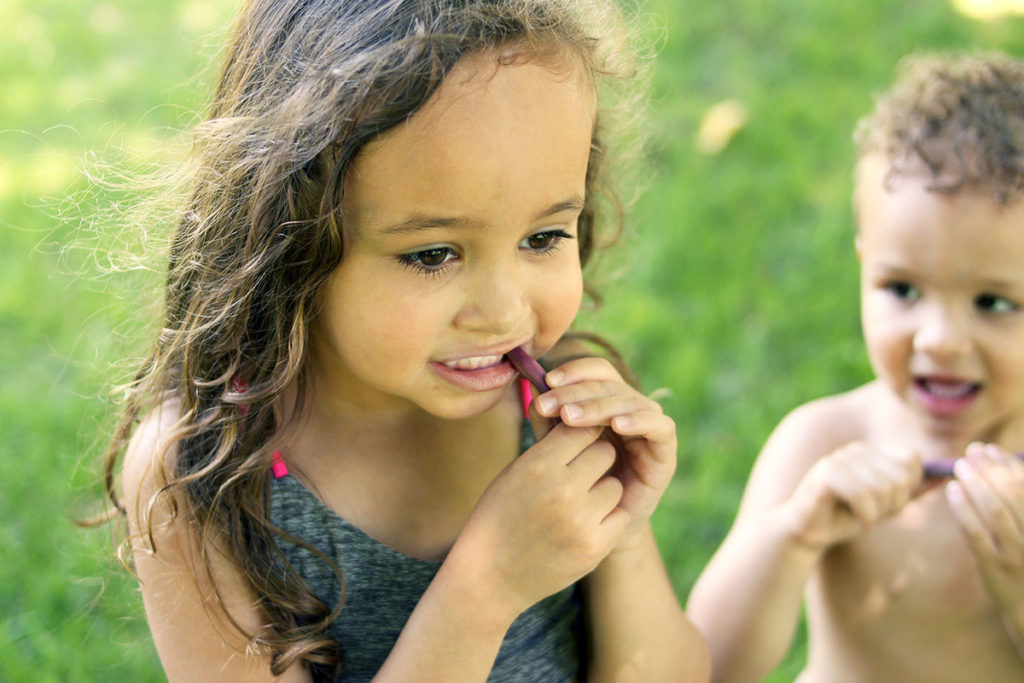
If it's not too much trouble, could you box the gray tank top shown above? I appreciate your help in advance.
[268,420,583,682]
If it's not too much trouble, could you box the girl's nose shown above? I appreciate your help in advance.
[454,263,530,337]
[913,303,971,358]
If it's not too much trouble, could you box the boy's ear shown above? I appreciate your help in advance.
[854,233,863,261]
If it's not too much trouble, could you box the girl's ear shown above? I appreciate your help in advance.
[854,234,863,262]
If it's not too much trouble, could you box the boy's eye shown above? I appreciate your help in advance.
[885,281,920,301]
[975,293,1018,314]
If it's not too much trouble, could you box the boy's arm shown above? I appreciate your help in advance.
[686,390,926,683]
[584,523,711,683]
[685,402,832,683]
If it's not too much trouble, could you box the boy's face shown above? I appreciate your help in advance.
[311,50,592,419]
[855,154,1024,443]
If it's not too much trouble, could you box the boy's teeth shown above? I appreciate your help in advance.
[921,380,977,399]
[444,355,503,370]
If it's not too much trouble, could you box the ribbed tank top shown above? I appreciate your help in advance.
[268,420,583,682]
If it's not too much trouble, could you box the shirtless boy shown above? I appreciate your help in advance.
[687,52,1024,682]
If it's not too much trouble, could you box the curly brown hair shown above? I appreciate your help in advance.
[854,51,1024,201]
[95,0,649,678]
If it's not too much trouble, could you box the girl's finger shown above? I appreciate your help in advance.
[556,393,656,427]
[567,439,618,489]
[545,356,622,387]
[609,410,676,451]
[536,378,640,412]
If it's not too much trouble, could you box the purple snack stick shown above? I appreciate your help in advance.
[506,345,550,393]
[506,346,561,426]
[923,452,1024,479]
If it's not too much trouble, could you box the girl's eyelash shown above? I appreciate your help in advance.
[395,229,575,277]
[396,246,458,277]
[522,229,574,253]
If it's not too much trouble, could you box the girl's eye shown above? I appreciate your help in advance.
[397,246,457,273]
[884,281,920,302]
[520,229,573,253]
[976,293,1018,314]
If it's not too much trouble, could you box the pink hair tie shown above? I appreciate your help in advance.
[518,377,534,419]
[271,451,289,479]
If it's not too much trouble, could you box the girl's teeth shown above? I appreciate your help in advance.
[444,355,503,370]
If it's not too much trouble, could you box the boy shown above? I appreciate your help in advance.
[687,53,1024,682]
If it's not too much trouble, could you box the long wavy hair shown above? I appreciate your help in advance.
[855,51,1024,201]
[98,0,647,677]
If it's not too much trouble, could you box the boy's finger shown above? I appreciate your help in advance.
[946,480,1001,559]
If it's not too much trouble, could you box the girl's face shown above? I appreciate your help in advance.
[312,50,594,419]
[855,154,1024,445]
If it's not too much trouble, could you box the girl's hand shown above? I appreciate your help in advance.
[451,423,631,619]
[946,443,1024,624]
[532,356,678,550]
[779,441,923,552]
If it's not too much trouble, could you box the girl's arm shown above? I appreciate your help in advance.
[376,422,631,681]
[122,407,312,683]
[532,356,710,681]
[585,523,710,682]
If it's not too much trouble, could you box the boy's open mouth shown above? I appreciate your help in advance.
[914,378,981,400]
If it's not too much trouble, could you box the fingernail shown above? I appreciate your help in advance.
[546,369,564,387]
[953,458,971,479]
[537,395,556,414]
[945,480,964,505]
[612,415,630,429]
[563,404,582,420]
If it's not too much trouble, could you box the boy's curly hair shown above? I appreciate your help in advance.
[855,51,1024,201]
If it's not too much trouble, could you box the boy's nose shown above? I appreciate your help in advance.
[913,303,971,358]
[454,264,530,337]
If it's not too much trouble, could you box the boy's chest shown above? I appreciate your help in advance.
[819,489,990,620]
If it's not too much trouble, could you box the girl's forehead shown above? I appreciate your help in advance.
[341,49,596,232]
[367,48,596,152]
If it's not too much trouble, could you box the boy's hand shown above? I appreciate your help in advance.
[780,441,923,551]
[531,356,678,550]
[946,443,1024,625]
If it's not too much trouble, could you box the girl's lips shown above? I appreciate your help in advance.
[431,356,517,392]
[912,378,981,417]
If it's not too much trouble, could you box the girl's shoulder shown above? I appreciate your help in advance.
[120,398,183,515]
[120,399,311,681]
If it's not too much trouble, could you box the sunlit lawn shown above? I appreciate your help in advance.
[4,0,1024,679]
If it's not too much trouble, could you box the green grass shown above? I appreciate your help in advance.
[5,0,1024,679]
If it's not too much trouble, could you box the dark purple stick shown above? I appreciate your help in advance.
[506,346,562,426]
[506,346,550,393]
[923,452,1024,479]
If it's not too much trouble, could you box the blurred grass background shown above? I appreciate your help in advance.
[4,0,1024,680]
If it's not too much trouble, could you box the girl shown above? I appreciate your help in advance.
[104,0,709,680]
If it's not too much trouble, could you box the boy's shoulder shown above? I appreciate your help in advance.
[739,382,885,509]
[768,381,881,455]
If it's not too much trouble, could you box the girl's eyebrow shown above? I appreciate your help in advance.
[379,194,585,236]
